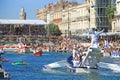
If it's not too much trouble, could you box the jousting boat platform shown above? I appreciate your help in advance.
[67,48,102,73]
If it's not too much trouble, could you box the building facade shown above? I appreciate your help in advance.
[115,0,120,31]
[36,0,114,36]
[85,0,114,32]
[36,0,78,36]
[62,4,90,36]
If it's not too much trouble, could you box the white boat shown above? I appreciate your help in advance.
[0,68,10,79]
[0,49,4,54]
[67,48,102,73]
[3,43,30,53]
[0,52,10,79]
[3,44,18,52]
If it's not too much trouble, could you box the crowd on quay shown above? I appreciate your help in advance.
[32,34,120,54]
[31,32,120,68]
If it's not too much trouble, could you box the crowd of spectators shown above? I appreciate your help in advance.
[0,25,46,35]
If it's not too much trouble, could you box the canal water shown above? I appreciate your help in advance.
[2,52,120,80]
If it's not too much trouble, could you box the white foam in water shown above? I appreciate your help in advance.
[98,62,120,72]
[42,60,68,70]
[42,64,68,74]
[42,65,52,71]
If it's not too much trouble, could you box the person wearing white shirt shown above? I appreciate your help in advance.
[90,28,104,48]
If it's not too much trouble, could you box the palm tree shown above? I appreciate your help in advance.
[106,4,116,22]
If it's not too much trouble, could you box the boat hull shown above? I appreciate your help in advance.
[12,61,27,65]
[2,59,9,62]
[34,51,42,56]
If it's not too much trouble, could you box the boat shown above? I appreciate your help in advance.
[33,46,42,56]
[34,51,42,56]
[1,59,9,62]
[0,68,10,79]
[12,61,27,65]
[0,64,10,79]
[0,49,4,54]
[67,48,102,73]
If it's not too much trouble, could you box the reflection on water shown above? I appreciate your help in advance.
[1,52,120,80]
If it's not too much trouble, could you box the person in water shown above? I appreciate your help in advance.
[90,28,104,48]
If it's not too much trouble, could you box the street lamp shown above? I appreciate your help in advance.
[67,5,72,38]
[68,8,70,38]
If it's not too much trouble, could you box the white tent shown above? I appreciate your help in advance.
[0,19,48,35]
[0,19,47,25]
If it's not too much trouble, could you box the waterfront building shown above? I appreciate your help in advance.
[20,7,26,20]
[37,0,115,36]
[62,0,114,35]
[36,0,78,36]
[111,18,116,32]
[36,7,47,22]
[62,3,89,35]
[115,0,120,32]
[88,0,114,32]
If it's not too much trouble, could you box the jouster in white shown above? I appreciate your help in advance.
[90,29,104,48]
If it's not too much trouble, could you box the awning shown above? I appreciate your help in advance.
[0,19,48,25]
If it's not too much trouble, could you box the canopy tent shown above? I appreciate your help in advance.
[0,19,48,25]
[0,19,48,35]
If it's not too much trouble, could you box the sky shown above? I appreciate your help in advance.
[0,0,83,19]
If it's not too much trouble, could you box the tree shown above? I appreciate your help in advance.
[106,4,116,22]
[46,23,62,36]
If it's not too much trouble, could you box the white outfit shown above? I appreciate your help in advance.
[90,30,104,48]
[72,49,76,58]
[19,37,22,43]
[72,60,80,68]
